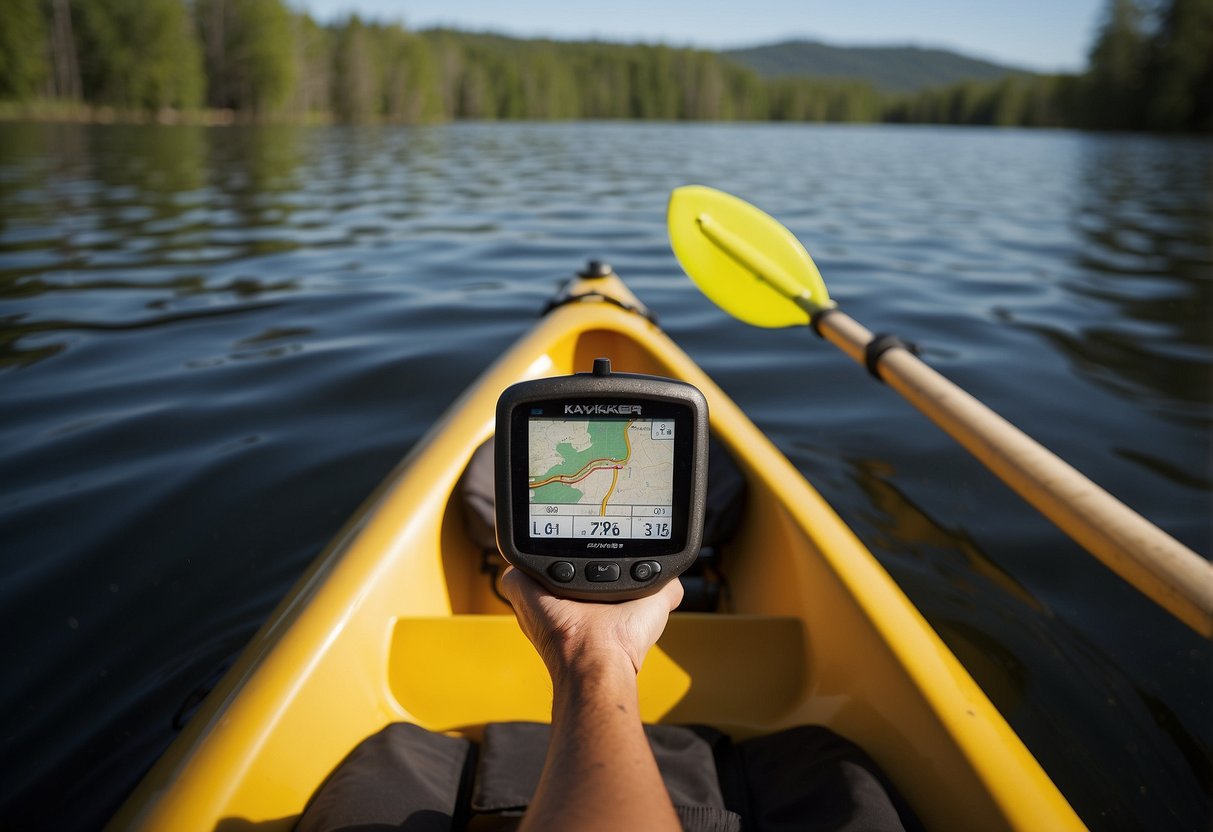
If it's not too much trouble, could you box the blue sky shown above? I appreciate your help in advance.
[291,0,1105,72]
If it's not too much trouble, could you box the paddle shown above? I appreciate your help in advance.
[668,185,1213,638]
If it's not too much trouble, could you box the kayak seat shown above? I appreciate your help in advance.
[457,436,747,612]
[299,614,919,831]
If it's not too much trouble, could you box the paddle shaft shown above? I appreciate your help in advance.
[813,306,1213,637]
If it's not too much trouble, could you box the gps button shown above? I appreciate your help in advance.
[585,562,621,582]
[631,561,661,582]
[548,561,576,583]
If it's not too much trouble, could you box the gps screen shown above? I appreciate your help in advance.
[527,418,675,540]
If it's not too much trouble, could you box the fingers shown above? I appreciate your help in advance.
[499,564,520,604]
[503,565,683,611]
[660,577,685,612]
[499,565,535,609]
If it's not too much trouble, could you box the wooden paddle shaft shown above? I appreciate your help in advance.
[818,309,1213,637]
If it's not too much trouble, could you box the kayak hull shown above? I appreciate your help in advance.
[109,274,1084,831]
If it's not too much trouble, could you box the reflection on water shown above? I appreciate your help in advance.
[836,450,1210,828]
[1057,136,1210,417]
[848,455,1045,614]
[0,121,1209,831]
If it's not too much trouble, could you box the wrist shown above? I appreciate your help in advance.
[548,644,637,691]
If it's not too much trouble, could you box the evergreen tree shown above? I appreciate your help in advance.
[74,0,204,110]
[196,0,297,114]
[0,0,49,101]
[460,62,493,119]
[377,24,440,122]
[331,16,379,121]
[1142,0,1213,130]
[1085,0,1148,128]
[285,13,332,117]
[46,0,83,101]
[727,68,768,121]
[425,30,465,120]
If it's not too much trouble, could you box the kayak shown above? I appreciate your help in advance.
[109,268,1086,831]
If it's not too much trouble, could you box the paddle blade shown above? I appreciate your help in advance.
[668,185,831,328]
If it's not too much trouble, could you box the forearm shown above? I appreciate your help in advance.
[520,651,681,832]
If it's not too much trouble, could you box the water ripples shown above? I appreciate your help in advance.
[0,121,1209,831]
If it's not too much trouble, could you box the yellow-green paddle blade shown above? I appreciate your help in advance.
[667,185,833,328]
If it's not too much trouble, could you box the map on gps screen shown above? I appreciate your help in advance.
[527,418,674,540]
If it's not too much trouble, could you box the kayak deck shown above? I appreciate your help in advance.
[110,273,1085,831]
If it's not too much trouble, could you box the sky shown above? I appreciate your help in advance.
[293,0,1106,73]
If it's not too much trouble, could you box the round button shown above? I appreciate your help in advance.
[631,561,660,582]
[547,561,576,583]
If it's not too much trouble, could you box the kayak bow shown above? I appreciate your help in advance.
[110,268,1085,832]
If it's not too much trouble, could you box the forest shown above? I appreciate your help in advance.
[0,0,1209,132]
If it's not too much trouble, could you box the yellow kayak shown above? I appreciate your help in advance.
[109,270,1086,831]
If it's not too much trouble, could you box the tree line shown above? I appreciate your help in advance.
[890,0,1211,131]
[0,0,1208,132]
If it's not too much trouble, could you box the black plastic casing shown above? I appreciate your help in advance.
[495,367,709,601]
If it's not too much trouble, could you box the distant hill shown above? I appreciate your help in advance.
[722,40,1030,93]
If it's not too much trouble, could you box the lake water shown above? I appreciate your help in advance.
[0,121,1209,830]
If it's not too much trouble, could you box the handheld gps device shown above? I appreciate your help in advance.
[495,358,708,601]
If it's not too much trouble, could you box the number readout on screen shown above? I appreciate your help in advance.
[528,505,672,539]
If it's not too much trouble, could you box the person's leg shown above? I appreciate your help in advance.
[296,723,475,832]
[647,725,742,832]
[469,722,741,832]
[738,726,921,832]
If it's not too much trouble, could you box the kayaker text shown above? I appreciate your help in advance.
[563,404,642,415]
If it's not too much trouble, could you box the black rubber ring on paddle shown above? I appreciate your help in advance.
[808,306,838,338]
[865,333,919,381]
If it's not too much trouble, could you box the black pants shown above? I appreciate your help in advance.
[296,722,919,832]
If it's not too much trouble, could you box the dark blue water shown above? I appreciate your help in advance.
[0,121,1209,830]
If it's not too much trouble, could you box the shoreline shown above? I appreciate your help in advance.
[0,103,1196,137]
[0,101,336,127]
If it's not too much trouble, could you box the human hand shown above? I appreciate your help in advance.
[500,567,683,680]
